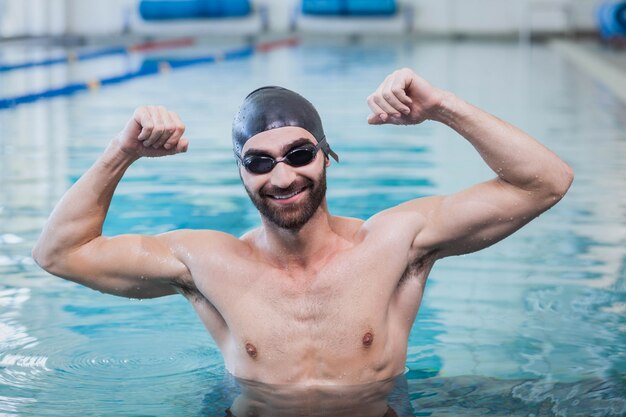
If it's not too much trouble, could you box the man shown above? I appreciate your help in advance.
[32,68,573,386]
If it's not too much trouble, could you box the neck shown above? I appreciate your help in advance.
[258,200,337,269]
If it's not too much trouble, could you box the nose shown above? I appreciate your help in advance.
[269,161,297,189]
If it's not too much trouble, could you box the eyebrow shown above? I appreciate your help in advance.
[245,138,315,157]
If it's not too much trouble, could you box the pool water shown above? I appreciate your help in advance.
[1,38,625,416]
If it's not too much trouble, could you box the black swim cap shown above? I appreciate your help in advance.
[232,86,339,162]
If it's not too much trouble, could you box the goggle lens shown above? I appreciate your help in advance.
[242,145,318,174]
[244,157,275,174]
[286,148,316,166]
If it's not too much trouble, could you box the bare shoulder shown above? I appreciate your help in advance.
[361,196,445,260]
[161,228,247,248]
[159,229,253,266]
[362,197,437,235]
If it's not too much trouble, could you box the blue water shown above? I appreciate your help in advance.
[1,38,625,416]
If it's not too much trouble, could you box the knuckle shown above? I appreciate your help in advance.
[373,95,384,105]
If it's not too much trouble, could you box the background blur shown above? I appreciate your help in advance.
[0,0,599,37]
[0,0,603,38]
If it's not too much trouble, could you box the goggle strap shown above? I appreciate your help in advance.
[327,147,339,163]
[317,136,340,163]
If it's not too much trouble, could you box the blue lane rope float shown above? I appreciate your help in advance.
[0,39,298,110]
[0,38,196,73]
[0,46,128,73]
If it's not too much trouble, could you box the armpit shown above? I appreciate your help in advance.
[171,275,204,301]
[399,249,438,287]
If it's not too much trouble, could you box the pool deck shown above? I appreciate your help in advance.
[550,39,626,105]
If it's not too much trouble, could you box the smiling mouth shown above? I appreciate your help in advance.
[267,187,307,200]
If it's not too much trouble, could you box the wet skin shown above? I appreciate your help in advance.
[32,69,573,387]
[173,127,433,384]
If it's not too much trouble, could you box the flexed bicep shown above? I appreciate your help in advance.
[367,68,572,261]
[32,106,195,297]
[46,231,192,299]
[408,177,561,259]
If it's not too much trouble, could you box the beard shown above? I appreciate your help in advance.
[244,166,327,230]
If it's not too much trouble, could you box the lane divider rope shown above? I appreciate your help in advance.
[0,37,196,73]
[0,37,300,110]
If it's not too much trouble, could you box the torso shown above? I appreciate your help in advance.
[174,213,435,385]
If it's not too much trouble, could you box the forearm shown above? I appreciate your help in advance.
[433,93,573,193]
[33,140,136,268]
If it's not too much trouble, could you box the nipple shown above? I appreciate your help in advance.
[245,342,258,358]
[362,332,374,348]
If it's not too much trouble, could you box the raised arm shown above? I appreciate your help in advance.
[367,68,574,259]
[32,106,191,298]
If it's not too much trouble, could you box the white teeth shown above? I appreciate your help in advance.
[272,190,301,200]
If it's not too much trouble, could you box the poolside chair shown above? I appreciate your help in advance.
[292,0,414,35]
[131,0,268,38]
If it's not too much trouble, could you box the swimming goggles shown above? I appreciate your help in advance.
[236,140,323,174]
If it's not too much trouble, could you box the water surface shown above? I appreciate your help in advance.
[1,38,625,416]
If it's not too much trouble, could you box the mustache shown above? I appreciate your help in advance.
[260,178,314,197]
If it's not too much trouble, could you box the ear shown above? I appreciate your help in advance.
[325,155,331,167]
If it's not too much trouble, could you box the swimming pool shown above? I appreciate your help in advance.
[1,37,625,416]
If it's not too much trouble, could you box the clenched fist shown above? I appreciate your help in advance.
[115,106,189,158]
[367,68,447,126]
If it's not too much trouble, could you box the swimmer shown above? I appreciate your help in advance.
[32,68,573,387]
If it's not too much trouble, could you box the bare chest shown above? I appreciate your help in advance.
[190,254,428,382]
[240,267,385,339]
[182,223,433,382]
